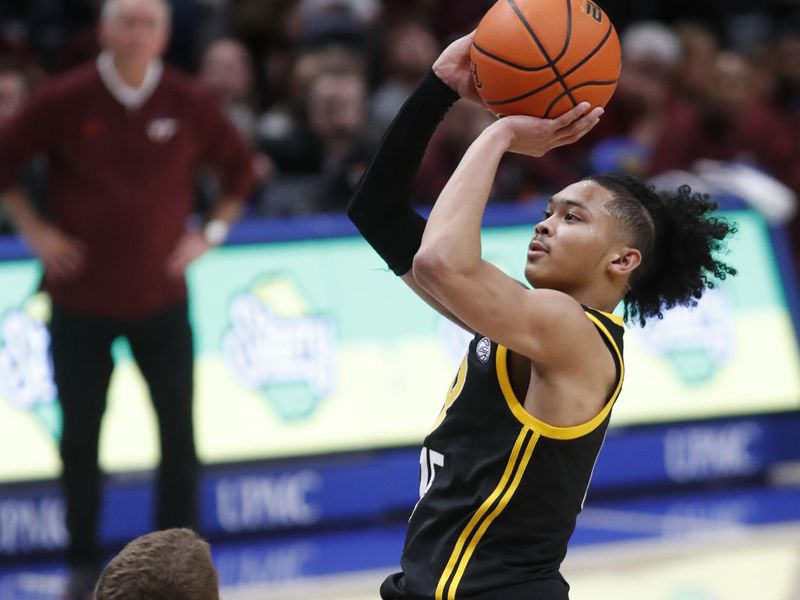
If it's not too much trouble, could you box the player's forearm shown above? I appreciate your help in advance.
[350,70,458,217]
[417,123,511,275]
[347,70,459,275]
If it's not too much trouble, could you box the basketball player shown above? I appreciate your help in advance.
[348,32,735,600]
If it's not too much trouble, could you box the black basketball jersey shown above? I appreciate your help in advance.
[380,307,625,600]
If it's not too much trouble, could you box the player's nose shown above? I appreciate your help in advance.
[534,220,551,236]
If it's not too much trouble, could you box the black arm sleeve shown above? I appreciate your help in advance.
[347,69,460,276]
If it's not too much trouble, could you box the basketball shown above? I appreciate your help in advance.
[470,0,621,118]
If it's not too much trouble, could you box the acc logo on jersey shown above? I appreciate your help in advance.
[476,337,492,363]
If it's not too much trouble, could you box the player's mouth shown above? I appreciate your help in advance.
[528,240,549,258]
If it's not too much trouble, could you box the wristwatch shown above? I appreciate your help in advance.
[203,219,230,246]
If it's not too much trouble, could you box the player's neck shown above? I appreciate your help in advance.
[561,284,621,315]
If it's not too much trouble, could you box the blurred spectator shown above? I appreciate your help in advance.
[586,21,682,177]
[301,0,380,46]
[0,1,255,598]
[413,100,493,204]
[259,46,372,214]
[0,58,47,234]
[0,58,27,234]
[0,57,27,124]
[257,47,329,174]
[197,37,270,214]
[772,25,800,112]
[94,528,219,600]
[198,37,273,206]
[768,24,800,263]
[674,21,720,102]
[649,51,794,181]
[371,21,439,136]
[307,66,372,210]
[229,0,304,110]
[199,37,257,138]
[1,0,799,219]
[382,0,491,42]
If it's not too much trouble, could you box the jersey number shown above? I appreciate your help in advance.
[432,356,468,431]
[411,447,445,520]
[419,446,445,498]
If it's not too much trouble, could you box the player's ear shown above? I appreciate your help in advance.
[608,246,641,277]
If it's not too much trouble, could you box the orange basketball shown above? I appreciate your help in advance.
[470,0,621,118]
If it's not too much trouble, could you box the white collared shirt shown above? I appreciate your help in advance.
[96,51,163,110]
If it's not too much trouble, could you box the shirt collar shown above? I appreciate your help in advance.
[96,51,163,110]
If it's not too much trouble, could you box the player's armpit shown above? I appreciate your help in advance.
[400,272,473,333]
[412,255,590,364]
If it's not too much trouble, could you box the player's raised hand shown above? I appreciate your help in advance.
[490,102,603,157]
[432,31,483,104]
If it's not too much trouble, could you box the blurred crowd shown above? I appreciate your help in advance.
[2,0,800,236]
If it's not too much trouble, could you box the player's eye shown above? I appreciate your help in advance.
[542,210,552,219]
[564,213,579,221]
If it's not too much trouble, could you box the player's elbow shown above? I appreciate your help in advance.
[413,248,453,292]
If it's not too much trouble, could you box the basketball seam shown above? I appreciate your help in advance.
[543,79,617,118]
[484,21,614,106]
[486,79,560,105]
[506,0,577,107]
[472,42,554,72]
[561,21,614,82]
[551,0,573,66]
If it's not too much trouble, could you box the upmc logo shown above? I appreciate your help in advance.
[581,0,603,23]
[664,423,762,483]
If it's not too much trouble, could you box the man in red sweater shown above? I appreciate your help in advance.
[0,0,255,596]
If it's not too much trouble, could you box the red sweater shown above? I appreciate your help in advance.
[0,62,255,318]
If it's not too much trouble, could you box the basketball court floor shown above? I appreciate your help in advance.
[2,482,799,600]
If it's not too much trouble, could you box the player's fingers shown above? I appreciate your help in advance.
[551,102,591,129]
[552,119,600,148]
[553,107,603,141]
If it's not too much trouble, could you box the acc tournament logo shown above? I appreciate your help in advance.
[222,275,337,421]
[0,293,60,440]
[633,288,735,385]
[476,337,492,363]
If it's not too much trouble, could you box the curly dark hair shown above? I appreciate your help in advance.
[588,173,737,327]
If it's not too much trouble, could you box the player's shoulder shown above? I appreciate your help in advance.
[522,288,607,349]
[525,288,588,325]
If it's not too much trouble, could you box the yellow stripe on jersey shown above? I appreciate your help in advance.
[496,312,624,440]
[435,427,535,600]
[432,355,468,431]
[597,309,624,326]
[446,431,539,600]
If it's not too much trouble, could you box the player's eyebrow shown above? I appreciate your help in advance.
[547,198,589,211]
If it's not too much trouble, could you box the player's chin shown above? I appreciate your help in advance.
[524,263,545,288]
[525,261,563,290]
